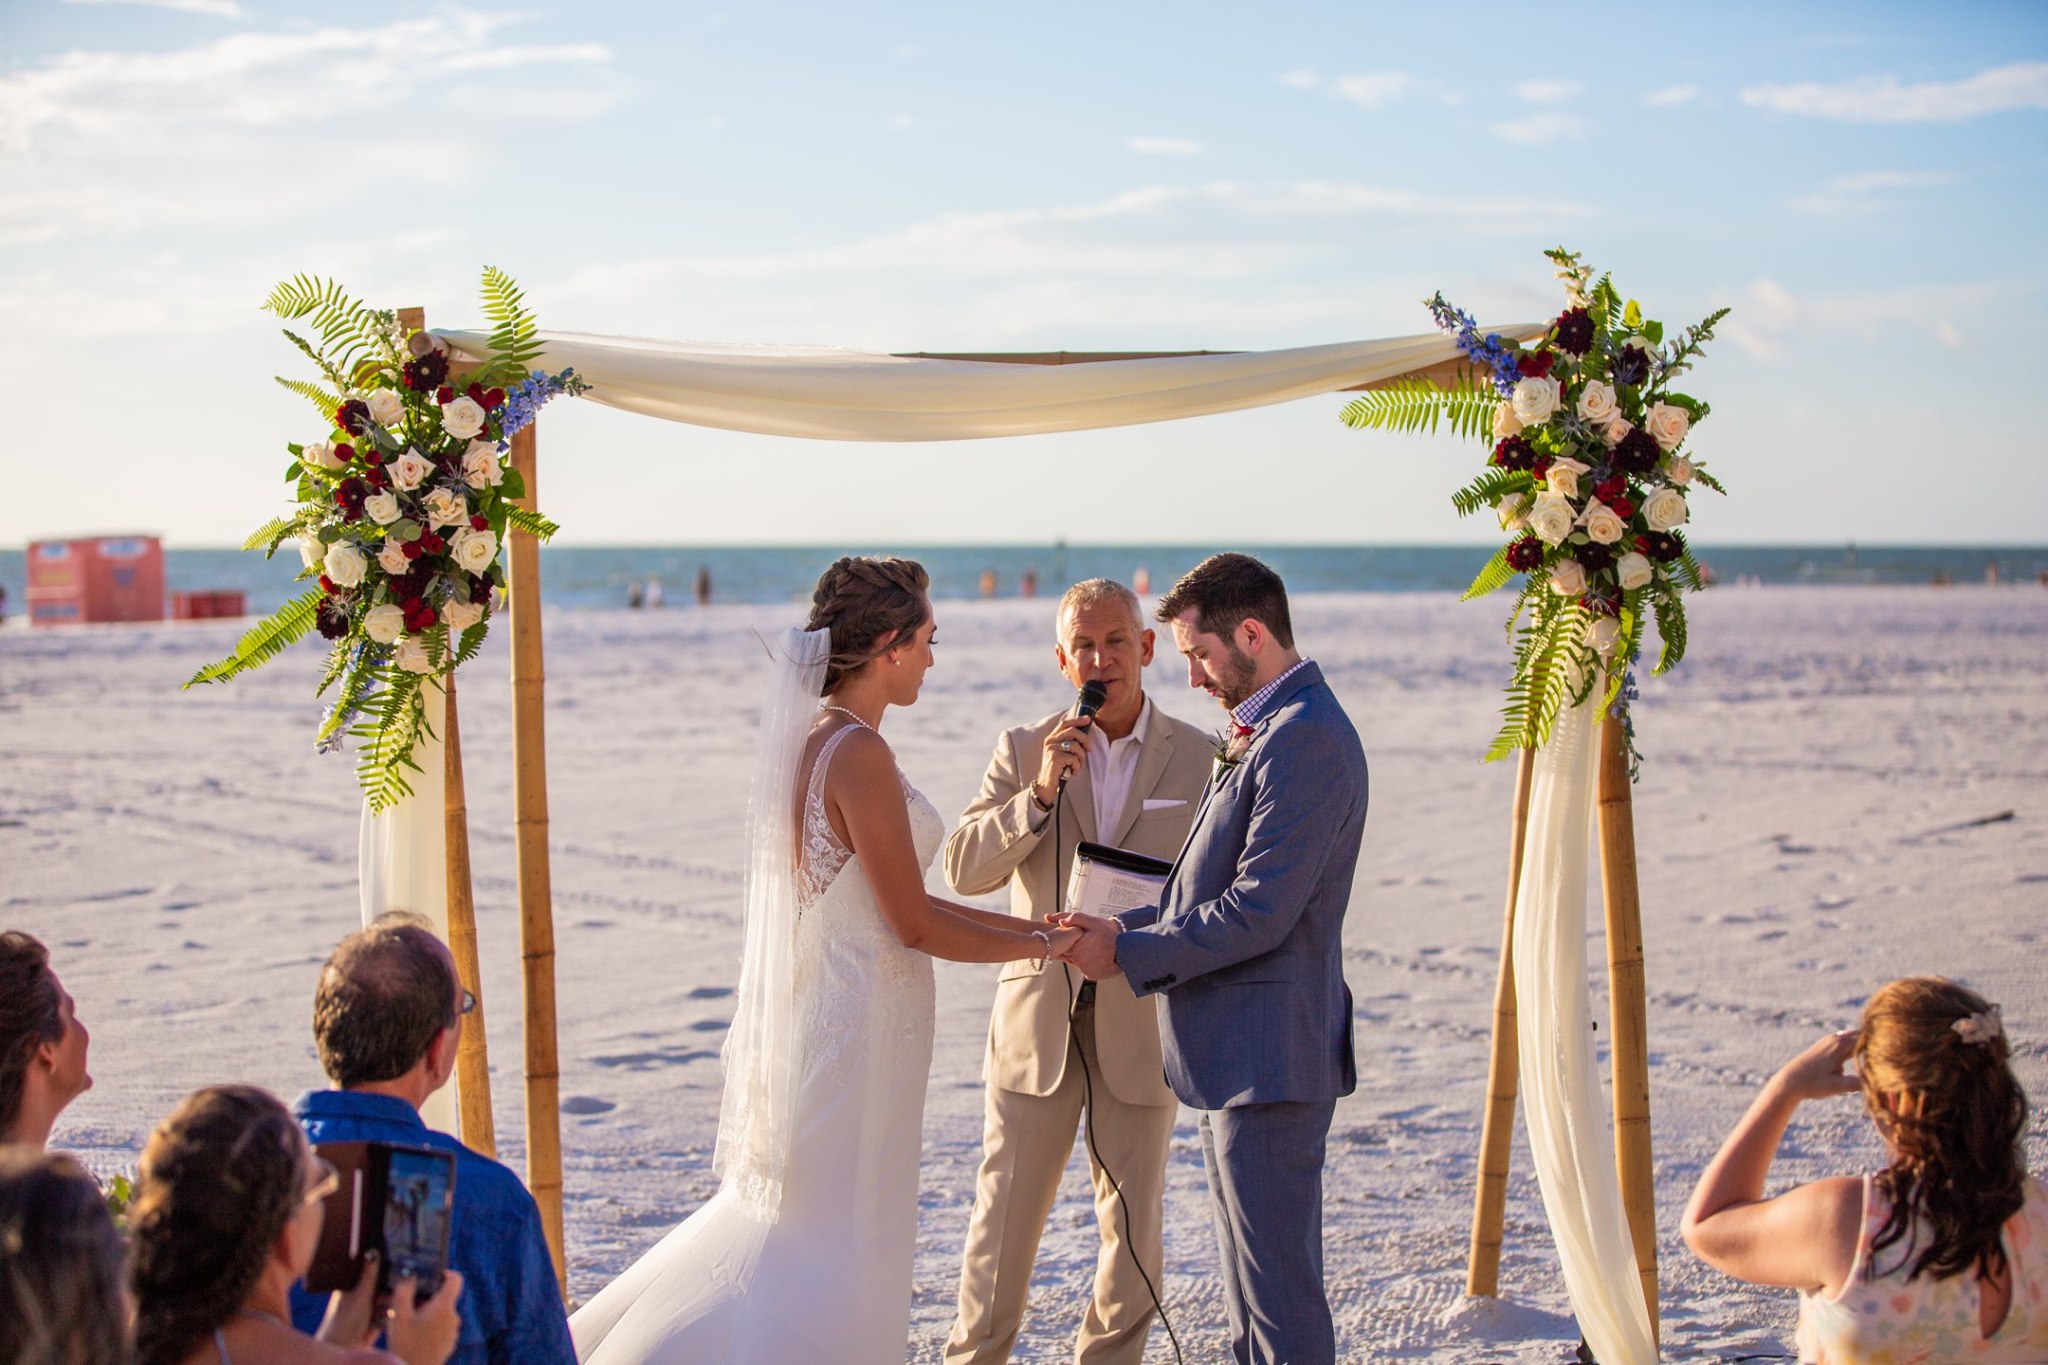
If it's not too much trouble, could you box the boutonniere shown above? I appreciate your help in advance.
[1211,723,1256,782]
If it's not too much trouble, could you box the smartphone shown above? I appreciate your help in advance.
[304,1140,458,1300]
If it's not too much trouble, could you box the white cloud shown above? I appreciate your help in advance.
[1717,276,2002,360]
[1277,68,1321,91]
[65,0,243,15]
[1742,61,2048,122]
[1329,72,1424,109]
[1491,113,1586,144]
[1514,80,1582,103]
[1789,168,1956,215]
[1124,135,1205,157]
[1644,84,1698,107]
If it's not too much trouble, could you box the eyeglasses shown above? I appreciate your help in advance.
[301,1154,341,1207]
[460,989,477,1017]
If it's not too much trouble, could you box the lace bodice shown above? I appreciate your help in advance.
[796,721,942,913]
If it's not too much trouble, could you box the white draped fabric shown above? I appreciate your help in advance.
[358,682,460,1136]
[1512,696,1659,1364]
[432,326,1544,441]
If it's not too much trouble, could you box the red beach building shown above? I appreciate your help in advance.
[25,536,166,626]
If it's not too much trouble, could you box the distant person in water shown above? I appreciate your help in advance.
[980,569,998,599]
[694,565,712,606]
[645,577,665,608]
[627,582,645,609]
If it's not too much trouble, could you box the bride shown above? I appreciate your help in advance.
[572,556,1079,1364]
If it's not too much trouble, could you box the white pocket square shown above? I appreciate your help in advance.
[1142,798,1187,811]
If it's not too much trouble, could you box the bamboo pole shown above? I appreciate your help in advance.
[1596,712,1659,1343]
[1465,744,1537,1297]
[507,420,567,1296]
[441,671,497,1157]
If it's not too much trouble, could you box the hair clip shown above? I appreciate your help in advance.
[1952,1005,2003,1047]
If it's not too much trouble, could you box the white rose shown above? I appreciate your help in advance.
[393,635,435,674]
[423,487,469,529]
[1545,455,1591,500]
[1642,487,1690,532]
[391,448,436,492]
[441,396,487,441]
[322,540,368,587]
[297,535,327,572]
[1616,551,1653,591]
[302,440,345,472]
[1511,375,1562,425]
[1603,416,1633,449]
[1527,492,1576,546]
[364,491,402,526]
[1586,616,1620,653]
[1550,559,1587,596]
[444,598,485,634]
[452,529,497,574]
[363,603,405,644]
[1645,401,1691,453]
[1491,401,1525,440]
[377,540,410,575]
[1576,380,1619,426]
[461,441,504,491]
[1580,499,1626,545]
[1664,454,1696,486]
[1496,494,1529,534]
[365,388,406,429]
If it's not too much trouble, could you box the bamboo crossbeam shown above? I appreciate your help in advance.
[508,421,567,1296]
[1466,745,1537,1297]
[442,672,497,1157]
[1596,713,1659,1342]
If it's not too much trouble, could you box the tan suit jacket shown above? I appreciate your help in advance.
[944,699,1212,1107]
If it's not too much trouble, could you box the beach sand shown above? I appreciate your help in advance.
[3,584,2044,1362]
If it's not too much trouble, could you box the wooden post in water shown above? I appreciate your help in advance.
[507,420,567,1295]
[1596,712,1659,1342]
[1466,745,1537,1297]
[441,671,497,1157]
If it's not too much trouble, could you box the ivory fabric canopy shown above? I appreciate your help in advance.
[434,326,1545,441]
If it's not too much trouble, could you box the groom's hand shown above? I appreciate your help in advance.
[1052,911,1121,980]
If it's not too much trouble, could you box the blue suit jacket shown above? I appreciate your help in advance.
[1114,662,1367,1109]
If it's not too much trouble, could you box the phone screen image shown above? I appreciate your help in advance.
[381,1147,454,1297]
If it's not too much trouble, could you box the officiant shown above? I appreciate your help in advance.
[941,579,1211,1365]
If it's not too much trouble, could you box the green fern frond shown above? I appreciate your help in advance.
[504,506,558,540]
[1339,369,1498,443]
[262,275,392,377]
[240,517,298,556]
[275,375,346,420]
[1652,590,1689,674]
[1461,545,1517,602]
[1451,469,1535,519]
[480,265,545,370]
[1670,552,1706,593]
[350,672,429,813]
[185,589,323,687]
[1690,468,1728,495]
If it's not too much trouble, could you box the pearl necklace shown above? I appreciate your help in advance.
[819,703,873,729]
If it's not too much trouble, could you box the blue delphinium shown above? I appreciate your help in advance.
[499,367,590,439]
[1426,293,1523,396]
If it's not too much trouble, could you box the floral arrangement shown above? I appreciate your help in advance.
[187,268,586,809]
[1210,721,1255,782]
[1341,248,1729,763]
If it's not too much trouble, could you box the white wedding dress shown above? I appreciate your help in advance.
[572,718,942,1364]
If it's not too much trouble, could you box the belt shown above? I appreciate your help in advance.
[1075,979,1097,1006]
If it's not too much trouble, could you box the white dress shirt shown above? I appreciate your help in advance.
[1083,695,1153,840]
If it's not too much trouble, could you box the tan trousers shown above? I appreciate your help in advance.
[944,996,1178,1365]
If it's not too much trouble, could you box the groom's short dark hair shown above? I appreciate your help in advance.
[1155,553,1293,649]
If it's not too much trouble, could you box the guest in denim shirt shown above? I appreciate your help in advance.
[288,914,574,1365]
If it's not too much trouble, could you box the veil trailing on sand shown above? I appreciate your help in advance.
[714,625,831,1216]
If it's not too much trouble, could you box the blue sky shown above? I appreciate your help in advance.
[2,1,2044,546]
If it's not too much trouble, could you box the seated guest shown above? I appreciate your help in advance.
[1682,976,2046,1361]
[0,1146,128,1364]
[288,915,574,1365]
[0,930,92,1150]
[131,1083,461,1365]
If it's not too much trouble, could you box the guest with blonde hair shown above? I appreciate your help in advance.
[0,1147,129,1365]
[1683,976,2046,1361]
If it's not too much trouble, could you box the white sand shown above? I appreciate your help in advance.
[3,585,2044,1362]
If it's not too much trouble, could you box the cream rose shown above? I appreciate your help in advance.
[1616,551,1653,591]
[297,535,327,572]
[377,541,410,575]
[1586,616,1620,653]
[363,604,405,644]
[1492,401,1525,440]
[393,635,434,674]
[364,491,402,526]
[1527,492,1576,546]
[1642,487,1689,532]
[441,396,487,441]
[1603,416,1633,449]
[1645,401,1691,453]
[1580,499,1626,545]
[1664,454,1696,486]
[461,441,504,491]
[1545,455,1592,500]
[302,440,345,472]
[452,529,497,574]
[423,487,469,529]
[1549,559,1587,596]
[444,598,484,634]
[391,449,436,492]
[1576,379,1619,426]
[365,388,405,429]
[322,541,367,587]
[1511,375,1562,425]
[1496,494,1529,534]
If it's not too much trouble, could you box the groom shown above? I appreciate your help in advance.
[1059,552,1367,1365]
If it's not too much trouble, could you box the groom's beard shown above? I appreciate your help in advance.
[1211,644,1259,709]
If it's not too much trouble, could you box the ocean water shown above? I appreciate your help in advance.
[0,542,2043,617]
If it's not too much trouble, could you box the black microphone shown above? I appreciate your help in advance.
[1058,680,1109,793]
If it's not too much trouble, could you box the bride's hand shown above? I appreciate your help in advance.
[1043,924,1082,959]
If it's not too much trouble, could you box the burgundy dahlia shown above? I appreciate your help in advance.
[335,477,368,520]
[1506,537,1545,572]
[335,399,371,436]
[1642,530,1686,563]
[1493,435,1538,471]
[316,598,351,640]
[1578,592,1621,618]
[1611,345,1650,387]
[1577,543,1615,574]
[1613,427,1660,476]
[1552,307,1595,356]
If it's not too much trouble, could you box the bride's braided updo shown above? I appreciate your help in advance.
[805,556,930,694]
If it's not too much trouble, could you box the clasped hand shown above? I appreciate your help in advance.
[1046,910,1121,979]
